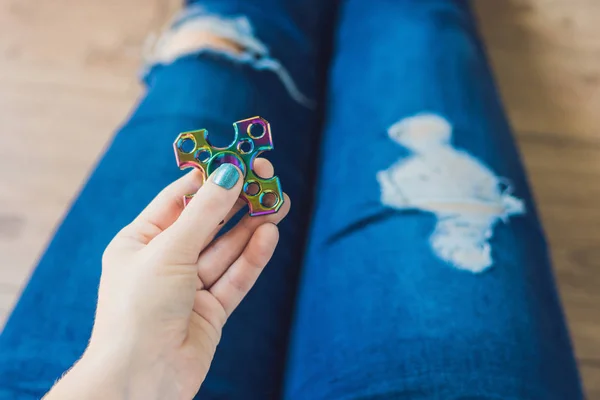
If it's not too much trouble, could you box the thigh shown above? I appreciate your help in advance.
[0,2,334,398]
[284,1,583,399]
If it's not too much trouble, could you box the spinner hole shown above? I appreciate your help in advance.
[178,137,195,153]
[237,139,254,154]
[260,191,278,208]
[244,181,261,196]
[205,127,235,149]
[248,122,265,139]
[195,148,211,163]
[208,152,246,176]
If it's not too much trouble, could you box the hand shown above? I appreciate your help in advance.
[44,159,290,400]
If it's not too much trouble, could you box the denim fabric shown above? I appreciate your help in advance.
[283,1,583,399]
[0,0,583,399]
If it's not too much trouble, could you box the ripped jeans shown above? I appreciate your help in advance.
[0,0,584,399]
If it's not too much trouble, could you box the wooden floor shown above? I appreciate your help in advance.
[0,0,599,397]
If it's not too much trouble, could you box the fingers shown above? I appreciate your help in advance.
[123,159,274,247]
[197,193,290,288]
[253,158,275,181]
[154,163,243,263]
[209,223,279,317]
[220,159,275,222]
[205,158,275,242]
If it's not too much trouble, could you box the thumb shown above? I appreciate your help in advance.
[151,163,244,264]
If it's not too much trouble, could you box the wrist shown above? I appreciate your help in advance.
[44,350,128,400]
[81,337,175,400]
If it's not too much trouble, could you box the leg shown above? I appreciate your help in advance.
[284,0,583,398]
[0,1,334,398]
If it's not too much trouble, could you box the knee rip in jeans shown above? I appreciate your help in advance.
[142,5,314,108]
[376,113,526,273]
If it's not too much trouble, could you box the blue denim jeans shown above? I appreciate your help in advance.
[0,0,583,399]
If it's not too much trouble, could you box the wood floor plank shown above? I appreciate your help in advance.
[474,0,600,140]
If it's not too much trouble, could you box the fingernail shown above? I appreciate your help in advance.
[211,163,239,189]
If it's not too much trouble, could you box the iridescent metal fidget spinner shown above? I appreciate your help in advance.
[174,116,283,216]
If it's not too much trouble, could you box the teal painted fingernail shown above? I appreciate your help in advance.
[212,163,239,189]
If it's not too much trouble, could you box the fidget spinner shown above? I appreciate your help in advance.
[173,116,283,216]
